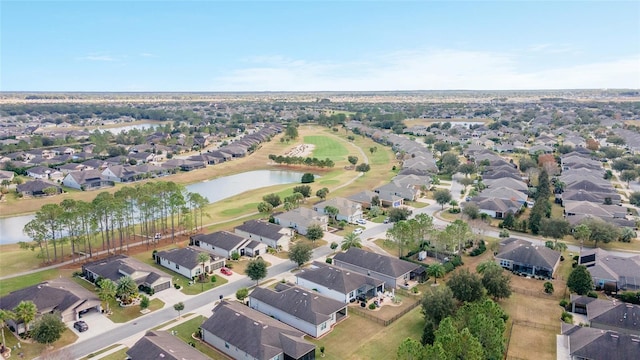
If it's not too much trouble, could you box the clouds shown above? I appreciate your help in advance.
[212,48,640,91]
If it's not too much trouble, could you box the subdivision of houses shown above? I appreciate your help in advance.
[332,248,425,289]
[82,255,172,293]
[200,300,316,360]
[248,283,348,338]
[155,247,226,280]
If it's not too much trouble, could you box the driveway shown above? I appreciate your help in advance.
[67,310,117,341]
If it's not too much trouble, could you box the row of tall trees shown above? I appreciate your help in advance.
[268,154,335,168]
[21,181,209,264]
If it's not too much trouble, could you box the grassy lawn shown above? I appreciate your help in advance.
[108,298,164,323]
[95,347,129,360]
[0,268,72,297]
[373,238,398,256]
[177,275,229,296]
[81,344,123,359]
[2,327,78,360]
[369,215,386,223]
[169,316,228,360]
[404,200,428,208]
[304,135,349,162]
[224,258,272,279]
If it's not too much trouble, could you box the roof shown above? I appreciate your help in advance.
[83,254,171,286]
[156,247,216,270]
[562,325,640,359]
[191,231,248,251]
[580,249,640,289]
[314,197,362,217]
[201,301,315,360]
[479,186,528,202]
[16,179,61,193]
[274,207,327,227]
[296,262,384,294]
[0,278,99,314]
[333,248,420,278]
[235,219,290,240]
[496,238,561,270]
[250,284,347,326]
[65,169,107,184]
[469,196,521,213]
[347,190,378,204]
[127,331,210,360]
[484,177,528,192]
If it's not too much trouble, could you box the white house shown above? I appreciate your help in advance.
[248,283,348,338]
[296,262,385,303]
[155,247,225,280]
[273,207,328,235]
[190,231,267,259]
[313,197,364,224]
[234,219,293,251]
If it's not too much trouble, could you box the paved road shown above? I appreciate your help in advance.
[63,246,333,359]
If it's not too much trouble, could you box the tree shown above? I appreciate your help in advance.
[0,309,14,354]
[459,176,475,190]
[482,266,512,300]
[386,220,415,257]
[434,189,452,209]
[262,193,282,207]
[462,202,480,220]
[612,159,634,172]
[620,227,636,243]
[573,223,591,247]
[301,173,315,183]
[540,218,570,243]
[173,302,185,318]
[316,187,329,199]
[323,206,339,222]
[369,146,377,155]
[347,156,358,165]
[13,300,37,332]
[197,251,211,290]
[428,318,485,360]
[236,287,249,302]
[567,265,594,295]
[98,278,117,313]
[453,300,507,360]
[257,201,274,214]
[629,192,640,206]
[293,185,312,198]
[355,163,371,173]
[288,242,312,268]
[285,122,298,139]
[427,264,445,285]
[438,152,460,174]
[447,268,484,303]
[246,258,268,285]
[388,207,411,222]
[584,218,620,247]
[449,200,458,211]
[397,338,426,360]
[306,224,324,242]
[31,312,66,345]
[458,163,477,177]
[139,295,150,310]
[433,141,451,155]
[341,232,362,250]
[421,286,456,325]
[621,170,637,185]
[117,275,138,304]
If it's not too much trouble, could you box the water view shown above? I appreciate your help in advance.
[0,170,305,244]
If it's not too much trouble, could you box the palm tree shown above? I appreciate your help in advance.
[427,264,445,285]
[13,300,37,332]
[116,276,138,304]
[476,260,501,274]
[341,232,362,250]
[98,278,117,313]
[0,309,14,353]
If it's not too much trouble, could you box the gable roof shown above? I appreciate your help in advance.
[127,331,210,360]
[235,219,291,240]
[202,301,315,360]
[156,247,217,270]
[497,238,561,270]
[83,254,171,286]
[250,284,346,326]
[314,197,362,217]
[333,248,420,278]
[16,179,61,193]
[562,324,640,359]
[296,262,384,294]
[580,249,640,289]
[191,231,248,251]
[274,207,327,227]
[0,278,99,314]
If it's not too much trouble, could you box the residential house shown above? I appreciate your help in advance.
[569,295,640,335]
[57,163,91,175]
[313,197,364,224]
[483,177,529,194]
[249,283,348,338]
[578,248,640,291]
[466,196,522,219]
[190,231,267,258]
[0,170,15,184]
[296,262,385,303]
[564,201,627,219]
[201,300,316,360]
[558,323,640,360]
[127,331,210,360]
[156,247,225,280]
[495,238,561,279]
[375,180,419,201]
[234,219,293,251]
[102,165,140,183]
[0,278,101,334]
[26,166,63,181]
[348,190,403,208]
[128,152,155,164]
[478,186,528,204]
[16,179,62,197]
[63,169,115,190]
[332,248,425,289]
[82,255,172,293]
[274,207,329,235]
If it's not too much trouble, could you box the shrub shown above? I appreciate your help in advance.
[450,256,463,267]
[225,263,233,269]
[330,242,338,250]
[369,303,377,310]
[174,284,181,290]
[210,275,217,283]
[325,257,333,264]
[618,291,640,304]
[231,252,240,261]
[559,299,569,309]
[499,229,510,238]
[443,262,455,273]
[544,282,554,294]
[561,311,573,323]
[469,241,486,257]
[587,291,598,298]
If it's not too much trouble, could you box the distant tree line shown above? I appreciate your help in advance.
[268,154,335,168]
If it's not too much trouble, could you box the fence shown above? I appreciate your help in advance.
[512,319,558,332]
[511,286,560,300]
[349,299,421,327]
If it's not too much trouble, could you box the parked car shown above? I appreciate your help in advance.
[220,267,233,276]
[383,218,390,224]
[353,228,364,235]
[356,219,367,225]
[74,320,88,332]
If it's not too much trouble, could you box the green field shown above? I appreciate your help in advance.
[0,268,69,297]
[304,135,349,162]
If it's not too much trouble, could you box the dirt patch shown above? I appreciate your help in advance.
[284,143,316,157]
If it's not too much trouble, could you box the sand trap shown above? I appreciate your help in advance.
[284,144,315,157]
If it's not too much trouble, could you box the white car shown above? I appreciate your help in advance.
[356,219,367,225]
[353,228,364,235]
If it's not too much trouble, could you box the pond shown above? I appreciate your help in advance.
[101,123,160,134]
[0,170,306,244]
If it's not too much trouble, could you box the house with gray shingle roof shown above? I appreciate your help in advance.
[296,262,385,303]
[274,207,328,236]
[127,330,210,360]
[82,254,172,293]
[156,247,225,280]
[313,197,364,224]
[201,300,316,360]
[16,179,62,197]
[249,283,348,338]
[579,248,640,291]
[558,323,640,360]
[495,238,561,279]
[234,219,293,251]
[332,248,424,289]
[570,295,640,335]
[190,230,267,258]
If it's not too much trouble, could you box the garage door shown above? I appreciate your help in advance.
[153,281,171,292]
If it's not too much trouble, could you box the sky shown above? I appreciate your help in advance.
[1,1,639,92]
